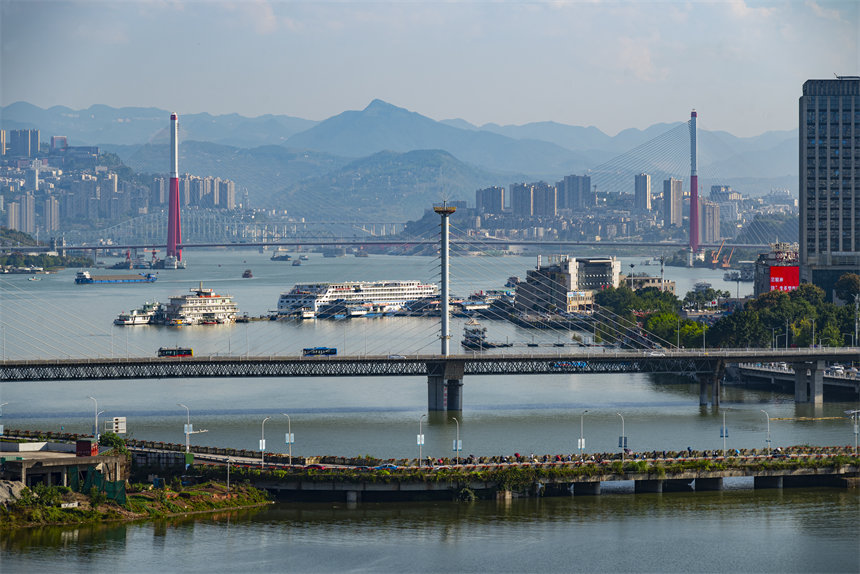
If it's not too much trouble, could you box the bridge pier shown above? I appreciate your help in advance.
[634,479,663,494]
[754,476,783,489]
[427,361,465,412]
[695,477,723,491]
[793,360,824,404]
[573,481,601,496]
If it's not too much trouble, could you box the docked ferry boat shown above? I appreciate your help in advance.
[161,283,239,325]
[114,301,162,325]
[277,280,439,318]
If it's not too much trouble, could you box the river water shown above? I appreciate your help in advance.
[1,249,858,572]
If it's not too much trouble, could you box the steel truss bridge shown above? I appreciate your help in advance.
[3,348,856,409]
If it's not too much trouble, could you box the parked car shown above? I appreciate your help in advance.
[374,464,398,470]
[305,464,326,470]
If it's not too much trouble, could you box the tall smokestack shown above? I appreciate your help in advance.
[166,113,182,261]
[689,109,699,253]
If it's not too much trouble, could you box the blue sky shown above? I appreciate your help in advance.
[1,0,857,136]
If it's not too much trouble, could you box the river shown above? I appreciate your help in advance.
[1,248,857,572]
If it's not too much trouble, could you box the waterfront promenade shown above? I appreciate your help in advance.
[5,429,858,502]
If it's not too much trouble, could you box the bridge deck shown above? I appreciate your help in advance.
[2,348,857,382]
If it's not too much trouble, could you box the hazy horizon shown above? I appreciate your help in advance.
[2,1,856,138]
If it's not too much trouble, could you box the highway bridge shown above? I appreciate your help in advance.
[3,347,857,410]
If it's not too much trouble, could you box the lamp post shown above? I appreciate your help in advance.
[281,413,293,466]
[760,409,771,454]
[226,458,234,497]
[846,410,860,456]
[418,414,426,467]
[579,410,588,459]
[178,403,191,453]
[87,396,99,441]
[0,402,8,436]
[617,412,626,462]
[260,416,271,469]
[452,416,460,465]
[720,410,728,457]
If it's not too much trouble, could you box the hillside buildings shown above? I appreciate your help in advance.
[799,77,860,299]
[0,128,240,236]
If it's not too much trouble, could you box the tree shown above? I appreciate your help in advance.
[834,273,860,304]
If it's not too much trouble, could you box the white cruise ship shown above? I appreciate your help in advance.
[163,283,239,326]
[277,280,439,317]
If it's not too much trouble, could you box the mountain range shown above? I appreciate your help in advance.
[1,100,798,221]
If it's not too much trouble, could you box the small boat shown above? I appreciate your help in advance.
[114,301,162,326]
[271,247,292,261]
[292,260,301,266]
[347,305,369,318]
[299,255,309,261]
[28,276,40,281]
[242,269,253,278]
[461,319,512,350]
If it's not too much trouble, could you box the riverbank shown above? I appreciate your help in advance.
[0,480,271,529]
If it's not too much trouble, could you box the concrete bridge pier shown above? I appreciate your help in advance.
[573,482,601,496]
[427,360,465,412]
[635,479,663,493]
[695,477,723,491]
[793,360,824,404]
[754,476,783,489]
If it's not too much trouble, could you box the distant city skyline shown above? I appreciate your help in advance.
[1,1,856,137]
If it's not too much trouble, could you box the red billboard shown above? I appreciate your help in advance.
[769,265,799,292]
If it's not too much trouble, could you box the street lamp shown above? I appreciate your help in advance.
[226,458,234,497]
[452,416,461,465]
[281,413,293,466]
[177,403,207,454]
[846,410,860,456]
[720,410,728,457]
[260,416,271,469]
[87,396,99,441]
[579,410,588,459]
[178,403,191,453]
[418,414,426,467]
[760,409,771,454]
[617,412,626,461]
[0,402,8,436]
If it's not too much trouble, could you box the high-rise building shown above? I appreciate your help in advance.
[634,173,651,210]
[510,183,534,217]
[799,77,860,299]
[698,199,720,243]
[663,178,683,227]
[560,174,592,209]
[9,129,39,157]
[151,178,167,206]
[532,182,557,217]
[20,193,36,234]
[475,186,504,214]
[218,179,235,209]
[6,201,20,231]
[44,196,60,231]
[0,129,5,155]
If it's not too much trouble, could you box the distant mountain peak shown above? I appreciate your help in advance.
[364,99,400,113]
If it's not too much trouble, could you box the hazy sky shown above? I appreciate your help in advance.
[1,0,857,136]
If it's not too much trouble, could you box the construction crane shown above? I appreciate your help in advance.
[721,247,735,268]
[710,239,726,269]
